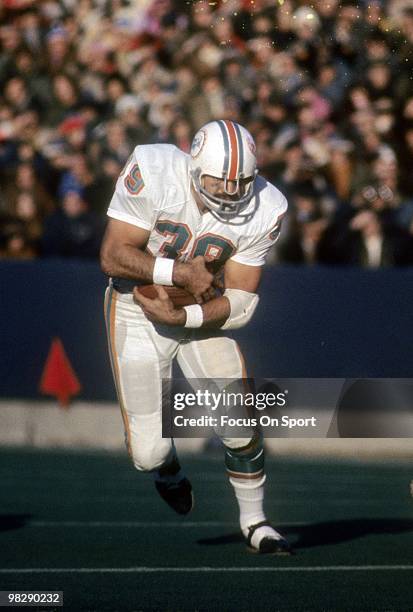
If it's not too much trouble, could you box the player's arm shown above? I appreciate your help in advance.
[101,218,154,281]
[200,258,261,328]
[100,218,214,302]
[133,258,262,329]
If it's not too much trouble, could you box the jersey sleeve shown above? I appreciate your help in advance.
[107,154,157,231]
[231,195,288,267]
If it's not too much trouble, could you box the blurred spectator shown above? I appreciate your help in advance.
[13,190,43,249]
[47,74,82,126]
[58,152,115,214]
[41,190,105,259]
[0,216,36,259]
[168,116,193,153]
[277,188,329,264]
[1,162,55,216]
[318,208,413,267]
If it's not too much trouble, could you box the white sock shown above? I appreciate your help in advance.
[229,475,284,549]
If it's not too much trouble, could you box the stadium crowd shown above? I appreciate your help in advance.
[0,0,412,266]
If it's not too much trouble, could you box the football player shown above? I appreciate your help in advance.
[101,120,291,554]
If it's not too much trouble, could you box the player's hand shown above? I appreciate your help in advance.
[133,286,186,326]
[199,269,225,303]
[212,269,224,292]
[201,286,216,303]
[173,256,214,304]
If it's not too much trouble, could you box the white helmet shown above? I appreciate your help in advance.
[189,120,258,219]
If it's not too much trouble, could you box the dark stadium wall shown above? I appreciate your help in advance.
[1,260,412,402]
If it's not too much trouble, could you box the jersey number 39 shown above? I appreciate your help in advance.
[155,221,234,266]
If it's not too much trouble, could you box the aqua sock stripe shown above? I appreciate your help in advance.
[225,446,264,475]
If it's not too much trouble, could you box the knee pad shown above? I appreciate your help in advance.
[128,413,174,472]
[132,438,173,472]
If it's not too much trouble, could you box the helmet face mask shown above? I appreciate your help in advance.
[189,120,258,220]
[191,168,258,219]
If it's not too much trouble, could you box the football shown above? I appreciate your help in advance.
[136,284,197,307]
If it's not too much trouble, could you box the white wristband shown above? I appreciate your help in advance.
[153,257,174,286]
[183,304,203,328]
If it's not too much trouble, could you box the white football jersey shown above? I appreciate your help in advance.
[107,144,287,274]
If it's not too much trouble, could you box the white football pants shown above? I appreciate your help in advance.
[104,287,250,472]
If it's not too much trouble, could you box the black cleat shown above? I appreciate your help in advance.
[155,477,194,515]
[246,520,293,555]
[257,536,293,555]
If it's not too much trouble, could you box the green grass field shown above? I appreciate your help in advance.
[0,449,412,611]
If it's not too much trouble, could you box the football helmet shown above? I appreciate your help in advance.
[189,120,258,219]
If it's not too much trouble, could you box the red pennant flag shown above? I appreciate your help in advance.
[39,338,81,407]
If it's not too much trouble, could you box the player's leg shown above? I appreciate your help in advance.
[104,287,193,514]
[177,332,291,552]
[224,432,291,553]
